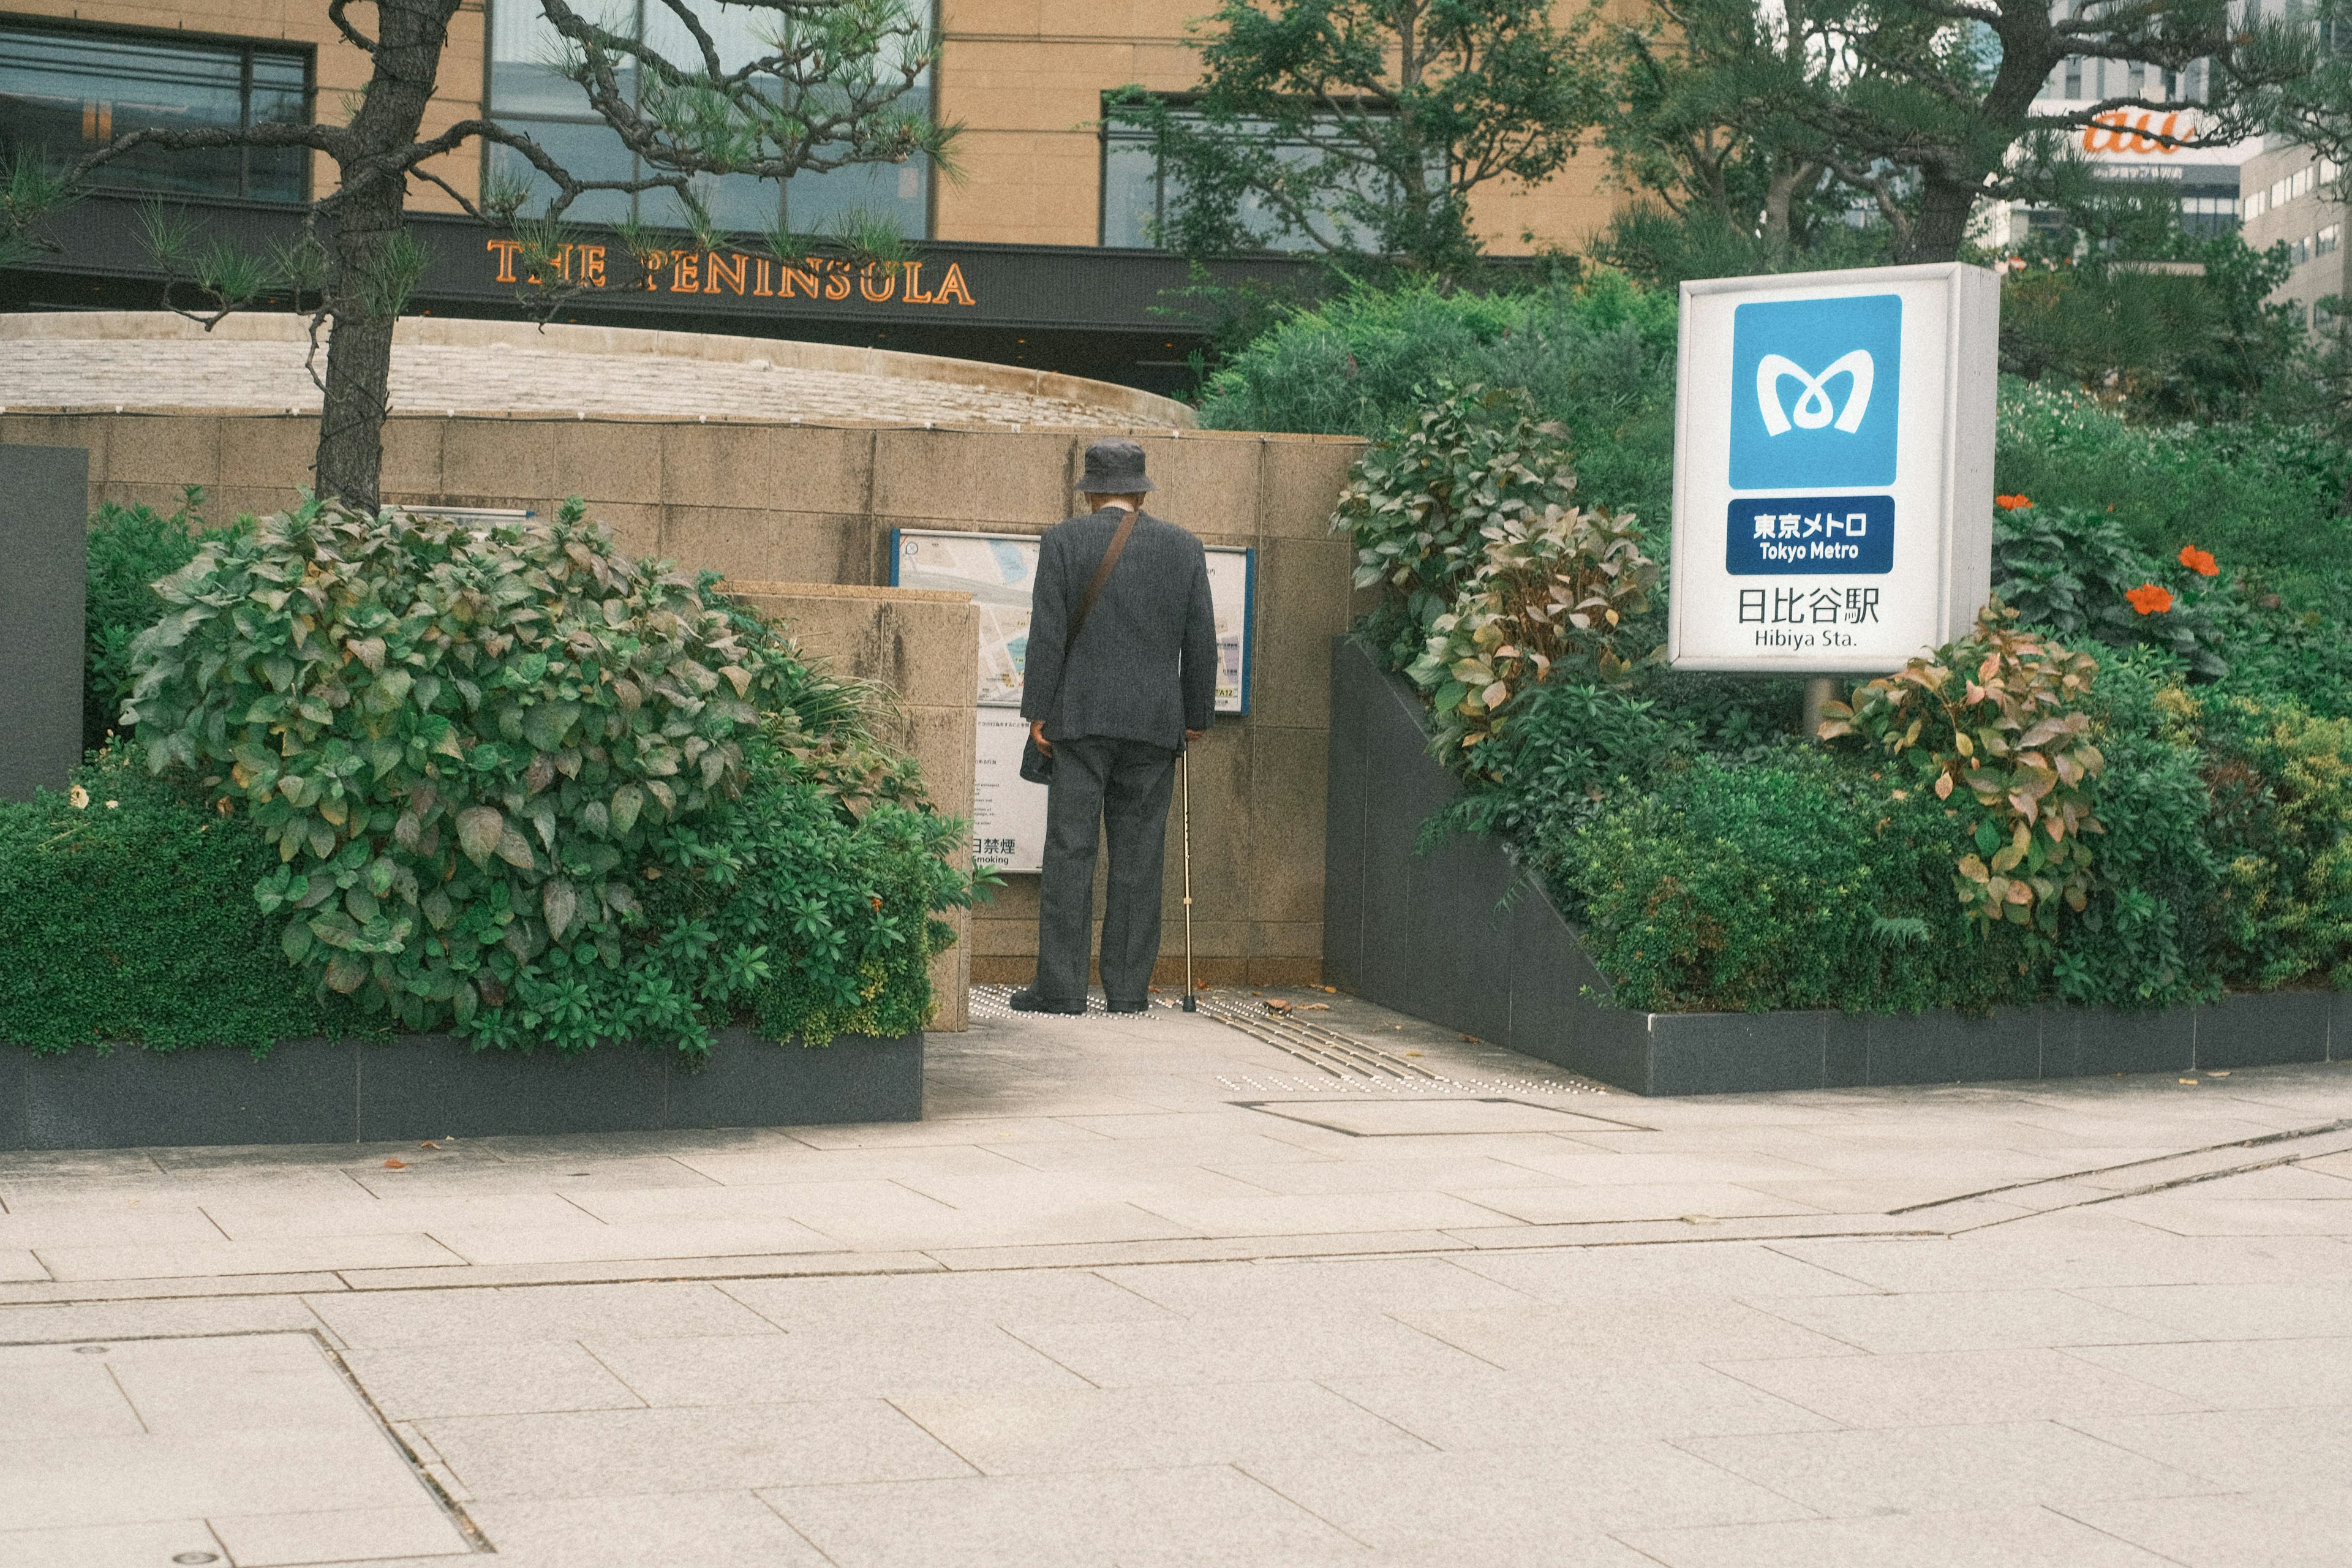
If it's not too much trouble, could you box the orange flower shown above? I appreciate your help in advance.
[2126,583,2174,615]
[1994,494,2033,511]
[2178,545,2218,578]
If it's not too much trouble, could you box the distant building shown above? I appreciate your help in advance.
[0,1,1619,389]
[2241,145,2348,326]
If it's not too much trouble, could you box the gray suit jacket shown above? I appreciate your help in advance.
[1020,507,1218,750]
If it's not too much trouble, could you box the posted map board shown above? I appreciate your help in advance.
[891,527,1254,873]
[1668,262,1997,673]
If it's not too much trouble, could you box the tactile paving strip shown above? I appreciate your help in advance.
[970,984,1608,1097]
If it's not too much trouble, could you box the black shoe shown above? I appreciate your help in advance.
[1008,988,1087,1016]
[1106,999,1150,1014]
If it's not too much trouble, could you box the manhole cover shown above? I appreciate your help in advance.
[0,1332,475,1564]
[1237,1098,1650,1136]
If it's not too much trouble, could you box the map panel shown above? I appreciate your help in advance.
[892,527,1254,874]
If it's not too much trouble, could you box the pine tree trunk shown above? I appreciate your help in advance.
[312,0,461,511]
[1907,175,1977,265]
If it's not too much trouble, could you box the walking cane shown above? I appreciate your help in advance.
[1180,749,1197,1012]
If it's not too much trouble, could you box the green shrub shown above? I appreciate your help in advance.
[83,489,239,756]
[2057,657,2225,1009]
[1991,498,2230,677]
[1404,496,1660,768]
[0,751,350,1052]
[1993,380,2352,612]
[1335,383,1585,665]
[1200,274,1678,527]
[124,497,976,1052]
[1558,750,2036,1015]
[2187,690,2352,991]
[1820,606,2106,943]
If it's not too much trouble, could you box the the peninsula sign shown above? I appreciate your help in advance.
[481,239,978,311]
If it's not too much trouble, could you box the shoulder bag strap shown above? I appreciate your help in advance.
[1063,510,1139,657]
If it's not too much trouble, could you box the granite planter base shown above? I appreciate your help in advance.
[1324,638,2346,1096]
[0,1027,922,1152]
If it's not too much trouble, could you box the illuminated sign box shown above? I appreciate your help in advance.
[1668,263,1999,674]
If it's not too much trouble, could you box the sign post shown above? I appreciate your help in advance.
[1668,263,2000,685]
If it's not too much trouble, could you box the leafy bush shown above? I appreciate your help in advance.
[1200,274,1678,527]
[1991,497,2230,677]
[1559,750,2035,1015]
[123,497,974,1052]
[0,751,353,1052]
[1405,497,1660,767]
[84,490,239,755]
[1820,606,2104,941]
[1290,271,2352,1017]
[1994,380,2352,612]
[1336,383,1585,663]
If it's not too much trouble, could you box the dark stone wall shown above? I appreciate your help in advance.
[0,443,88,802]
[0,1030,922,1151]
[1322,636,2342,1095]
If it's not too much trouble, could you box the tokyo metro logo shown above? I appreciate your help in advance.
[1755,349,1875,435]
[1730,294,1902,489]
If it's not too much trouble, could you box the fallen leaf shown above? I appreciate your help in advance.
[1300,1002,1331,1010]
[1403,1051,1423,1058]
[2208,1070,2231,1078]
[420,1142,440,1150]
[1460,1034,1481,1042]
[383,1158,407,1169]
[2179,1079,2198,1085]
[1320,986,1338,994]
[1265,999,1293,1012]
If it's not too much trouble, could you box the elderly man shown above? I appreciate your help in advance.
[1010,438,1217,1015]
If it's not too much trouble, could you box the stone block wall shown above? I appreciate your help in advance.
[728,582,979,1031]
[4,410,1368,993]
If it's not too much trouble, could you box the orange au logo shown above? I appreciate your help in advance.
[2081,111,2187,156]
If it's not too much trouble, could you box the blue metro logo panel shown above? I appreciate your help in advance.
[1728,293,1904,491]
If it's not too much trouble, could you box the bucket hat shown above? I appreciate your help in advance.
[1077,437,1156,494]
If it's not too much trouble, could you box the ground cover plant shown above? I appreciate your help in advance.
[1314,272,2352,1016]
[4,499,976,1054]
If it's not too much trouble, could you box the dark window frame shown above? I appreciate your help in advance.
[0,12,317,205]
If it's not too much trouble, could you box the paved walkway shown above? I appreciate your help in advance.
[4,989,2351,1566]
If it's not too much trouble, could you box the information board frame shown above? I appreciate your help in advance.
[886,526,1254,874]
[1667,262,1999,675]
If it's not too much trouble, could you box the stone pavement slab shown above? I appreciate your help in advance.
[7,990,2352,1562]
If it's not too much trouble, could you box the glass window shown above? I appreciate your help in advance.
[485,0,930,238]
[1099,102,1393,252]
[2319,223,2341,257]
[0,20,311,203]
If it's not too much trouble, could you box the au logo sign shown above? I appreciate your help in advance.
[1729,294,1902,490]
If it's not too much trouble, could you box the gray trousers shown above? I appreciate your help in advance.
[1035,735,1178,1005]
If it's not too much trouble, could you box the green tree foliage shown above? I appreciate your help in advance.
[121,498,973,1051]
[1593,0,2309,265]
[1108,0,1608,273]
[1593,0,1907,273]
